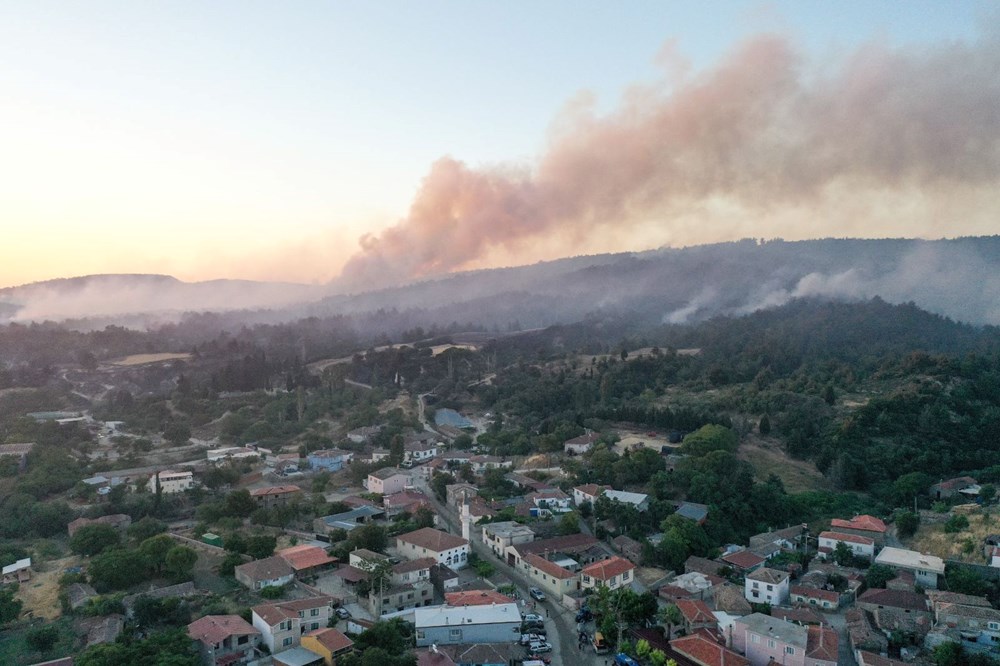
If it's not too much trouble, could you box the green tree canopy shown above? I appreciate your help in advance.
[70,524,121,557]
[680,425,738,457]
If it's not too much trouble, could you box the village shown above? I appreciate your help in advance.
[4,393,1000,666]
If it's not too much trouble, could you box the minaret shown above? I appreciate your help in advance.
[461,490,472,541]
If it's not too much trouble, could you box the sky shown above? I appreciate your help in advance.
[1,1,997,289]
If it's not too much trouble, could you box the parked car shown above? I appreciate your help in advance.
[575,608,593,623]
[520,633,545,645]
[528,641,553,654]
[522,613,544,623]
[335,607,351,619]
[522,624,546,636]
[529,587,546,602]
[615,654,641,666]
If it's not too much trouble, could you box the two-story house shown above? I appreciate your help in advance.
[580,556,636,591]
[874,547,945,589]
[744,568,791,606]
[147,470,194,494]
[830,515,887,547]
[235,556,295,591]
[675,599,718,635]
[366,468,410,495]
[414,603,521,647]
[250,485,302,510]
[521,553,579,599]
[307,449,354,472]
[731,613,838,666]
[481,521,535,558]
[300,627,354,666]
[402,442,438,467]
[251,596,335,654]
[818,531,875,560]
[187,615,263,666]
[528,489,573,515]
[573,483,610,507]
[396,527,470,569]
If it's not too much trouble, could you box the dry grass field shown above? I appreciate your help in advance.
[737,435,830,494]
[17,555,82,620]
[112,352,192,366]
[907,507,998,563]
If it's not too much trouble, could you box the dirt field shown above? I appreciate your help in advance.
[17,555,82,620]
[112,352,192,366]
[737,436,829,493]
[614,431,674,455]
[908,508,1000,563]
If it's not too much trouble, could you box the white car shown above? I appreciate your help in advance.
[522,613,544,623]
[528,641,552,654]
[529,587,546,602]
[519,633,545,645]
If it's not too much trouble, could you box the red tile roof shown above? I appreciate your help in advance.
[573,483,610,497]
[278,545,336,571]
[524,553,577,580]
[819,531,875,546]
[515,533,599,556]
[792,585,840,604]
[671,633,750,666]
[305,627,353,653]
[720,550,765,570]
[253,596,334,625]
[807,625,838,661]
[188,615,259,645]
[581,555,635,581]
[830,515,886,533]
[397,527,469,552]
[676,599,715,625]
[858,588,927,612]
[392,557,436,575]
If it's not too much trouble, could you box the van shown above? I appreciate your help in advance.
[593,632,610,654]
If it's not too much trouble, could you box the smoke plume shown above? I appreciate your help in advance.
[340,29,1000,289]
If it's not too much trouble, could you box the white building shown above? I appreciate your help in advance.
[366,468,410,495]
[818,531,875,560]
[874,547,946,589]
[403,442,438,466]
[147,470,194,494]
[414,603,521,647]
[573,484,609,506]
[481,521,535,558]
[396,527,470,570]
[579,556,636,591]
[604,490,650,512]
[744,567,790,606]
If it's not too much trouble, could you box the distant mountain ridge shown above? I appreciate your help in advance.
[3,237,1000,327]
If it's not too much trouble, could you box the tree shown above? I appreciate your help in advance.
[164,545,198,581]
[224,490,256,518]
[944,514,969,533]
[430,471,455,502]
[758,414,771,436]
[933,641,965,666]
[70,524,121,557]
[76,627,201,666]
[350,524,388,553]
[981,484,996,505]
[163,422,192,446]
[895,510,920,538]
[140,534,176,573]
[832,541,854,567]
[864,564,895,589]
[219,552,244,577]
[128,516,168,542]
[658,604,683,639]
[0,586,23,625]
[26,624,59,652]
[88,548,149,591]
[680,425,738,457]
[557,512,580,535]
[414,506,435,529]
[579,500,593,520]
[246,534,276,560]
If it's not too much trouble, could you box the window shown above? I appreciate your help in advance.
[310,608,319,617]
[416,631,425,640]
[767,639,776,649]
[766,585,773,591]
[751,635,760,644]
[298,611,304,618]
[449,629,462,639]
[282,637,293,647]
[752,582,759,589]
[785,646,795,655]
[623,571,630,580]
[311,622,319,630]
[237,636,248,645]
[990,622,1000,631]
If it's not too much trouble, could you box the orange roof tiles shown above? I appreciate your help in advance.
[305,627,353,653]
[581,556,635,581]
[671,633,750,666]
[445,590,514,606]
[188,615,259,645]
[524,553,577,580]
[278,545,336,571]
[397,527,468,552]
[830,515,886,533]
[676,599,715,625]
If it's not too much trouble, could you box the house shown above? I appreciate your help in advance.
[505,533,601,568]
[732,613,805,665]
[604,490,650,512]
[370,574,435,616]
[420,642,520,666]
[481,522,535,558]
[347,425,381,444]
[930,476,979,500]
[250,485,302,509]
[445,590,513,606]
[685,556,726,577]
[65,582,98,610]
[2,558,31,584]
[612,535,644,564]
[396,527,470,569]
[81,613,125,648]
[829,515,887,547]
[806,625,839,666]
[414,603,522,647]
[720,550,766,575]
[925,602,1000,655]
[857,589,931,622]
[580,556,636,591]
[873,547,945,589]
[235,556,295,591]
[528,489,572,514]
[714,583,753,615]
[383,490,434,519]
[790,585,841,611]
[313,506,385,534]
[300,628,353,666]
[403,442,438,467]
[744,568,790,606]
[675,502,710,525]
[0,442,34,471]
[845,608,888,658]
[122,582,196,618]
[187,614,262,666]
[505,472,552,492]
[818,531,875,560]
[366,468,410,495]
[573,483,610,506]
[670,634,750,666]
[207,447,259,462]
[658,571,722,603]
[307,449,354,472]
[520,553,578,599]
[252,596,335,653]
[468,455,512,475]
[67,513,132,537]
[271,647,325,666]
[675,599,717,634]
[446,483,479,508]
[147,470,194,494]
[564,432,599,455]
[926,590,992,611]
[749,525,806,558]
[856,653,908,666]
[276,545,336,578]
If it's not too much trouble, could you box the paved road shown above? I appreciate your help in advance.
[412,476,606,665]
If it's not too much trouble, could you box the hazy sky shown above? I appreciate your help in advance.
[1,1,996,288]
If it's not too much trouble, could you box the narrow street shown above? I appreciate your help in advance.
[413,475,605,666]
